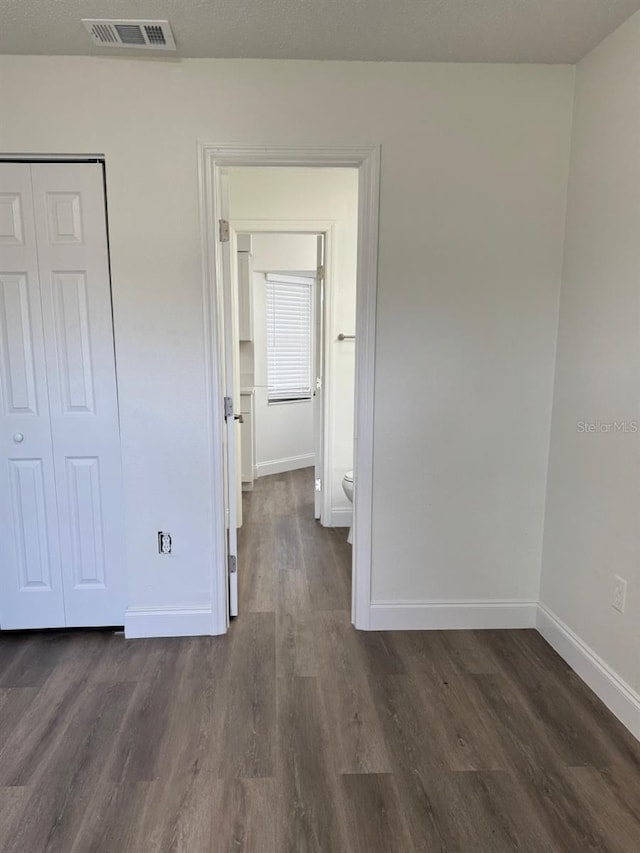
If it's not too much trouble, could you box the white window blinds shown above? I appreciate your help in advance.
[266,274,313,402]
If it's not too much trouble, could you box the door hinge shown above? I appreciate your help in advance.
[224,396,233,418]
[317,264,325,280]
[228,554,237,574]
[219,219,230,243]
[315,376,322,391]
[315,478,322,492]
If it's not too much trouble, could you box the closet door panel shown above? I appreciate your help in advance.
[31,164,126,627]
[0,164,66,629]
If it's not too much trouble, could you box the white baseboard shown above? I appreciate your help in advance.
[124,606,219,639]
[255,453,315,477]
[368,599,537,631]
[537,603,640,742]
[324,507,353,528]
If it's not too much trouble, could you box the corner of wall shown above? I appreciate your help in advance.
[537,603,640,742]
[537,62,578,606]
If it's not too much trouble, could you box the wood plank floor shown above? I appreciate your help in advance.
[1,466,639,851]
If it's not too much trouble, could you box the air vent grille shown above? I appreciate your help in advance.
[115,25,146,46]
[145,25,167,46]
[91,23,118,45]
[82,19,176,51]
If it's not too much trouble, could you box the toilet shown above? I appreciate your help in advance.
[342,470,354,544]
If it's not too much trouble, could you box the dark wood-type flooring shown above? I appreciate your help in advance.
[1,467,639,851]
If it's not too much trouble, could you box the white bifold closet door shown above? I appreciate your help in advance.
[0,162,125,629]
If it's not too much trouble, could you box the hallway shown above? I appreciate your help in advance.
[238,466,352,617]
[0,469,639,851]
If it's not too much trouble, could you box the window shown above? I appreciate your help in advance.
[266,274,313,402]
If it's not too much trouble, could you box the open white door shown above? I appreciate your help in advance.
[314,234,325,520]
[217,172,240,618]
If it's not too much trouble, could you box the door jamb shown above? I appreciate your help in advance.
[198,144,381,632]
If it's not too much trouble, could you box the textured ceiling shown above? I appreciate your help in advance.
[1,0,639,63]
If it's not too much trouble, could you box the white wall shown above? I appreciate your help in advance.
[0,56,574,627]
[230,169,358,521]
[251,232,318,272]
[541,12,640,693]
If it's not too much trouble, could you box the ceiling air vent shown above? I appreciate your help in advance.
[82,20,176,51]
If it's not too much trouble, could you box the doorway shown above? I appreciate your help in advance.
[199,145,380,633]
[235,232,321,489]
[233,228,333,522]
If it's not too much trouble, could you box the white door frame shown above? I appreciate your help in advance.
[198,144,380,632]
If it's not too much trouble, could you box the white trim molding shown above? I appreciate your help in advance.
[369,599,538,631]
[0,153,105,162]
[198,143,381,634]
[125,606,219,639]
[255,453,315,477]
[537,604,640,742]
[325,507,353,528]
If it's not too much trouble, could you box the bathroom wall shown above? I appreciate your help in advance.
[251,232,318,272]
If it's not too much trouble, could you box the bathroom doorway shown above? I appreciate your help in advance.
[233,232,324,508]
[199,146,380,633]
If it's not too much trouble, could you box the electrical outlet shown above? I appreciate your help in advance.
[612,575,627,613]
[158,531,172,555]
